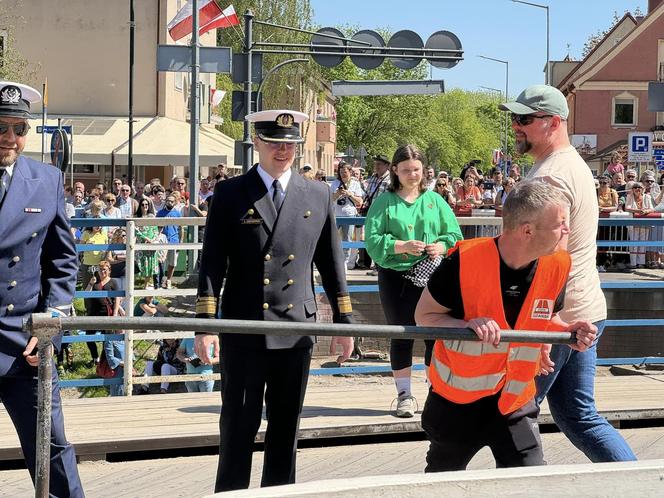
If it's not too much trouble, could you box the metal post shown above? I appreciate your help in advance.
[128,0,135,188]
[242,9,254,174]
[124,220,136,396]
[41,79,47,164]
[546,5,551,85]
[505,60,510,162]
[188,1,201,273]
[35,338,53,498]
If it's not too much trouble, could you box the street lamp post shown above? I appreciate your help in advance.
[479,55,509,166]
[512,0,550,85]
[479,86,505,159]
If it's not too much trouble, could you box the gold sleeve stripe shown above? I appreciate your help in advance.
[338,295,352,314]
[196,297,217,315]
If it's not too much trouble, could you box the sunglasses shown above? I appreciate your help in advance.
[0,122,30,137]
[141,203,149,206]
[510,113,551,126]
[645,180,655,183]
[436,183,446,187]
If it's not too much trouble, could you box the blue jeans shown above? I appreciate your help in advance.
[110,366,125,397]
[535,320,636,462]
[185,379,214,392]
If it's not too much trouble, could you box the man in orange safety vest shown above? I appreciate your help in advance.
[415,180,597,471]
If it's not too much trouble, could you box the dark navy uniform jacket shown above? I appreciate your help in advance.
[0,156,78,375]
[196,165,351,349]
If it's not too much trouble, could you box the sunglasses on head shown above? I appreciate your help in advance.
[510,113,551,126]
[0,122,30,137]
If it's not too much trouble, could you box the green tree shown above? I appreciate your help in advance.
[0,0,40,82]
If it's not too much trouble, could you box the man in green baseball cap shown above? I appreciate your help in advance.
[500,84,637,465]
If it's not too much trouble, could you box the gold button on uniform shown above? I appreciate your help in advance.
[248,208,255,215]
[31,232,38,238]
[304,210,311,217]
[263,303,269,310]
[264,254,271,261]
[12,256,20,263]
[263,278,270,285]
[9,281,17,288]
[287,304,294,310]
[287,279,294,286]
[7,304,14,311]
[288,254,295,261]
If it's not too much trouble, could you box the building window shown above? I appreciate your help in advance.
[612,93,637,127]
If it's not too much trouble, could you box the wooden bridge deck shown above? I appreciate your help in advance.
[0,375,663,461]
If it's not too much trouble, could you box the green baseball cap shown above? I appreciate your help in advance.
[499,84,569,119]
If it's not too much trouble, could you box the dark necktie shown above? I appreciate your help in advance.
[272,179,283,213]
[0,169,6,206]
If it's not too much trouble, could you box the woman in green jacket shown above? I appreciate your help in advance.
[365,144,462,418]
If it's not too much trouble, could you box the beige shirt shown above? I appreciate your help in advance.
[527,145,607,323]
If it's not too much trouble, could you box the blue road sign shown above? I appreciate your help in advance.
[653,148,664,170]
[37,125,73,134]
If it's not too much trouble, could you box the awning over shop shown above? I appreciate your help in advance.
[23,116,234,167]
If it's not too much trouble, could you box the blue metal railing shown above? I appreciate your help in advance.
[59,216,664,389]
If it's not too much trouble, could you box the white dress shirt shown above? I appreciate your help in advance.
[257,165,292,206]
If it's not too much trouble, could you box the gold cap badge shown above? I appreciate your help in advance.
[276,113,294,128]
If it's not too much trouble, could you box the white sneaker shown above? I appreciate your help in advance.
[394,393,417,418]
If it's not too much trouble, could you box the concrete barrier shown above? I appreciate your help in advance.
[211,459,664,497]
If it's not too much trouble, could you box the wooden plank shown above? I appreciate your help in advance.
[0,376,663,461]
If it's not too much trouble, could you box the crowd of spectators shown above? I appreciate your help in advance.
[593,157,664,271]
[60,164,231,393]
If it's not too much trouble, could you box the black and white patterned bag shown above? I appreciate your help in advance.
[403,255,442,288]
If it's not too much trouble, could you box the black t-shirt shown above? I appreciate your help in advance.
[88,277,119,317]
[427,239,565,328]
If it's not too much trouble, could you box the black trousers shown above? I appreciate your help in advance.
[421,390,544,472]
[0,365,84,497]
[216,343,312,492]
[377,266,434,370]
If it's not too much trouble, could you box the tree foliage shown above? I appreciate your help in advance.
[0,0,40,83]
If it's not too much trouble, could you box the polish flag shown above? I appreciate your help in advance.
[200,5,240,36]
[168,0,225,42]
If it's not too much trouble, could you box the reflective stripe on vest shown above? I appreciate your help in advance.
[432,355,505,393]
[443,339,508,356]
[508,346,541,362]
[504,379,530,396]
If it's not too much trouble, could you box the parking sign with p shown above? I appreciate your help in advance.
[628,132,654,162]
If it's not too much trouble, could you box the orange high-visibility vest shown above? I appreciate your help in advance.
[430,237,571,415]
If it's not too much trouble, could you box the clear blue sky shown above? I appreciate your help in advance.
[309,0,646,97]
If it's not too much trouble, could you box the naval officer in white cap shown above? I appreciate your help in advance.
[0,80,84,496]
[195,109,353,492]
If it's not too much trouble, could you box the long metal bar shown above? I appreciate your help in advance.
[26,315,576,345]
[254,42,464,54]
[253,49,463,61]
[35,338,53,498]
